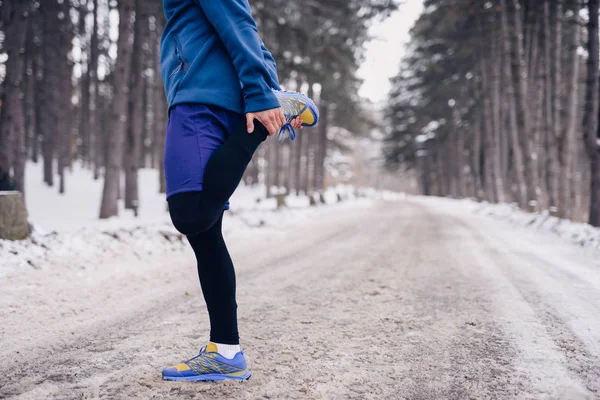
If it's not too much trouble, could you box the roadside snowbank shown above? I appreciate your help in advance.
[472,202,600,250]
[415,196,600,252]
[1,162,391,277]
[0,195,377,278]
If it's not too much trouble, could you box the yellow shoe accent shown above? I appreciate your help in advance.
[206,342,219,353]
[299,103,315,125]
[174,363,191,371]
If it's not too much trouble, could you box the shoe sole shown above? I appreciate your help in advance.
[300,106,318,127]
[162,371,251,382]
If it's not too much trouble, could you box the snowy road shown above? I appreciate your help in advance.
[1,199,600,399]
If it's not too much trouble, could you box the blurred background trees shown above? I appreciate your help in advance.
[384,0,600,226]
[2,0,600,227]
[0,0,396,219]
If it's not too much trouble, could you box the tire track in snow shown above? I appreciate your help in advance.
[445,212,597,399]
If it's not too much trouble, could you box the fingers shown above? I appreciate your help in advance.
[270,118,280,136]
[249,108,286,136]
[246,113,255,134]
[292,117,303,130]
[265,111,284,136]
[277,109,286,128]
[268,110,285,136]
[247,110,303,137]
[259,115,278,136]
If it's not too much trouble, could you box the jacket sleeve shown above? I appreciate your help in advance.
[197,0,281,113]
[260,40,282,91]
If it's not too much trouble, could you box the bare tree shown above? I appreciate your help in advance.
[125,0,149,215]
[153,13,167,194]
[558,0,581,218]
[500,0,527,207]
[99,0,135,219]
[0,1,30,194]
[313,101,328,194]
[510,0,538,209]
[90,0,101,180]
[583,0,600,226]
[57,0,74,195]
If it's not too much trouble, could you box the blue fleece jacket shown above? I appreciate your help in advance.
[160,0,281,115]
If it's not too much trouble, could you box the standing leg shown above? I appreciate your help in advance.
[163,105,266,381]
[186,213,239,344]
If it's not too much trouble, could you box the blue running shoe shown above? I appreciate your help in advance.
[273,89,319,141]
[162,343,251,382]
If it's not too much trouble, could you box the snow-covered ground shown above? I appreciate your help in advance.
[2,165,600,399]
[3,162,598,282]
[23,161,328,233]
[2,191,600,399]
[1,162,391,278]
[415,196,600,254]
[472,201,600,250]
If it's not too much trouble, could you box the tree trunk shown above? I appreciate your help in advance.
[125,0,147,215]
[583,0,600,226]
[419,149,433,196]
[510,0,538,210]
[31,11,43,164]
[313,101,328,193]
[266,140,276,198]
[301,84,315,196]
[40,1,62,188]
[439,138,451,196]
[526,1,541,88]
[500,0,527,207]
[558,2,581,218]
[274,140,281,190]
[156,86,167,194]
[0,1,30,193]
[154,11,167,194]
[472,110,483,199]
[0,192,30,240]
[285,141,295,192]
[293,118,304,195]
[12,83,27,196]
[283,143,291,195]
[141,47,151,169]
[10,7,30,195]
[548,0,563,210]
[490,11,505,202]
[478,5,503,203]
[305,129,315,196]
[90,0,100,179]
[57,0,73,195]
[80,4,92,167]
[590,154,600,226]
[24,24,37,166]
[99,0,135,219]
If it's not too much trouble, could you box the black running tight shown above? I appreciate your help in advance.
[167,121,268,345]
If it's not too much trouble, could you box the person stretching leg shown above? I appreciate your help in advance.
[159,0,302,382]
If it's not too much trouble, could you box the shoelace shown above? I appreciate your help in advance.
[278,117,300,142]
[184,346,207,363]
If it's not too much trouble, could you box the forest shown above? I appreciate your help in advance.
[0,0,396,218]
[3,0,600,227]
[384,0,600,226]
